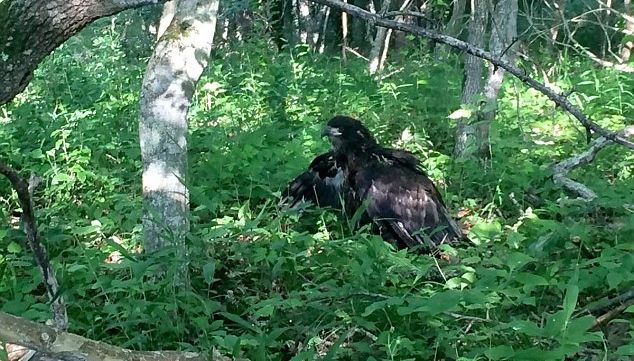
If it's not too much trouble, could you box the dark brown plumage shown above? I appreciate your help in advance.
[282,116,463,252]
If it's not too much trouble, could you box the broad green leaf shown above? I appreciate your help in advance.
[202,260,216,285]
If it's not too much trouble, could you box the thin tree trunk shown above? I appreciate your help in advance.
[600,0,613,58]
[478,0,518,159]
[270,0,288,49]
[369,0,393,74]
[316,6,331,52]
[342,0,349,61]
[297,0,311,44]
[365,0,377,45]
[621,0,633,62]
[139,0,219,263]
[454,0,488,158]
[309,5,328,50]
[549,0,567,47]
[378,28,394,71]
[434,0,467,59]
[378,0,413,72]
[0,0,165,106]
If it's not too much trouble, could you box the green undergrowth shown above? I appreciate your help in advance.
[1,17,633,361]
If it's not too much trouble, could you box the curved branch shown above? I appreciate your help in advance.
[0,161,67,331]
[1,312,206,361]
[0,0,166,106]
[309,0,634,150]
[552,126,634,201]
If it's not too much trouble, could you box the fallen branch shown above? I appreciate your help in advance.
[0,161,67,331]
[591,297,634,331]
[0,312,207,361]
[575,287,634,318]
[552,126,634,201]
[308,0,634,150]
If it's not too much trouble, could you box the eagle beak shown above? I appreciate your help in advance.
[321,126,341,138]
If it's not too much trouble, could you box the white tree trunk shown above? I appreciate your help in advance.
[549,0,567,46]
[156,0,177,40]
[139,0,219,254]
[478,0,518,159]
[368,0,392,74]
[454,0,488,158]
[342,0,348,61]
[378,0,413,72]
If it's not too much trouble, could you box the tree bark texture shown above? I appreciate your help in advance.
[478,0,518,159]
[0,163,67,331]
[454,0,488,158]
[157,0,177,40]
[315,5,331,52]
[0,312,206,361]
[368,0,393,74]
[621,0,633,62]
[549,0,567,47]
[139,0,219,253]
[0,0,165,106]
[377,0,414,71]
[434,0,467,59]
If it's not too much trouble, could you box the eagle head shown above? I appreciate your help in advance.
[321,116,376,153]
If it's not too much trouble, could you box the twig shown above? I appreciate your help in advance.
[444,312,491,323]
[499,36,519,59]
[379,67,404,80]
[591,298,634,331]
[552,126,634,201]
[575,287,634,318]
[344,46,369,61]
[0,161,68,331]
[308,0,634,150]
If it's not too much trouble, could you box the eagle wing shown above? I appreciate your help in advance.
[280,152,346,209]
[352,159,461,250]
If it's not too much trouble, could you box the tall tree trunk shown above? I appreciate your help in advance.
[478,0,518,159]
[270,0,294,49]
[378,0,413,71]
[621,0,633,62]
[454,0,488,158]
[297,0,311,44]
[434,0,467,59]
[368,0,393,74]
[139,0,219,259]
[599,0,613,58]
[0,0,165,106]
[315,6,331,52]
[342,0,349,61]
[365,0,377,45]
[549,0,567,47]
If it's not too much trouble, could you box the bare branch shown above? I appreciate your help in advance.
[552,126,634,200]
[1,312,208,361]
[591,297,634,330]
[0,161,67,331]
[576,287,634,318]
[309,0,634,150]
[0,0,167,105]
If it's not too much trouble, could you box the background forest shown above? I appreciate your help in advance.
[1,0,633,360]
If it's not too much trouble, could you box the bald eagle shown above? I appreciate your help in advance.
[282,116,463,252]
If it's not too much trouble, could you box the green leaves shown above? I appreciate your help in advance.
[1,13,633,361]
